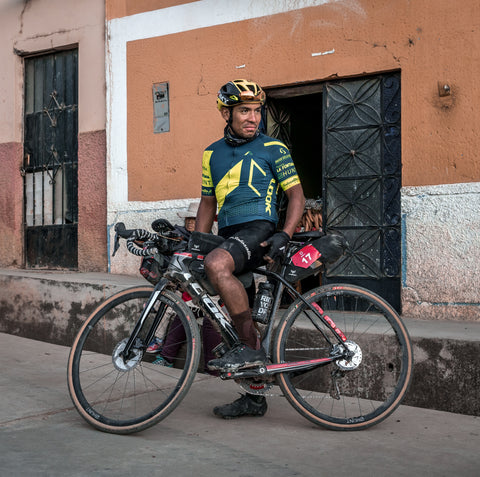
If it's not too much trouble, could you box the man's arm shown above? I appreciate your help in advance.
[261,183,305,263]
[281,184,306,238]
[195,195,217,233]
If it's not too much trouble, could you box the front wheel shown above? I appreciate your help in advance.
[274,284,413,430]
[67,286,201,434]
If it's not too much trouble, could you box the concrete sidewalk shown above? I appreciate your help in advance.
[0,332,478,477]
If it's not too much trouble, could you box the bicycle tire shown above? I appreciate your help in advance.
[67,286,201,434]
[274,284,413,430]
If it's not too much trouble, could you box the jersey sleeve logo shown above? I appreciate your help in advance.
[201,150,214,194]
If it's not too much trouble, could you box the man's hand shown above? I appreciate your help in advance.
[261,231,290,264]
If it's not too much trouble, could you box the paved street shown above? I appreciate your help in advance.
[0,332,478,476]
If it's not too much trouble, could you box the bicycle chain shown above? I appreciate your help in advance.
[236,381,340,399]
[236,376,342,399]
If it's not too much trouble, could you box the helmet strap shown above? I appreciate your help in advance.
[226,108,233,128]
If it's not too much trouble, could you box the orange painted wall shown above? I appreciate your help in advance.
[125,0,480,202]
[107,0,198,20]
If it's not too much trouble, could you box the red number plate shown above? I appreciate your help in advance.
[291,244,321,268]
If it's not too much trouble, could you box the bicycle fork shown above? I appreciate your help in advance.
[119,278,169,361]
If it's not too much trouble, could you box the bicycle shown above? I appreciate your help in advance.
[67,218,413,434]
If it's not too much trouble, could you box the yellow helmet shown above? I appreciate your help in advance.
[217,79,266,111]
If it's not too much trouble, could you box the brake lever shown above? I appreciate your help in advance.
[112,231,121,257]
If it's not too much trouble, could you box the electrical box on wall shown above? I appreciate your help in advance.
[153,82,170,133]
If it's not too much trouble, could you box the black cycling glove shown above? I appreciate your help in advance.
[263,231,290,262]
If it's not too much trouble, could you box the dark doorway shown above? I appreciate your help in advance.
[266,74,402,311]
[267,93,323,199]
[23,49,78,269]
[265,89,325,297]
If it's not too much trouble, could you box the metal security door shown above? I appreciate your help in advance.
[23,50,78,268]
[322,74,401,310]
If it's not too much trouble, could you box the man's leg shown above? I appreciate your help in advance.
[204,221,271,418]
[204,248,258,349]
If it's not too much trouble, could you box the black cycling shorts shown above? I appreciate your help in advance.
[217,220,275,274]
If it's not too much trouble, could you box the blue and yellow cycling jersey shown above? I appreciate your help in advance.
[202,133,301,229]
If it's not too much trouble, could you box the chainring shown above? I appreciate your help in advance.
[236,378,275,396]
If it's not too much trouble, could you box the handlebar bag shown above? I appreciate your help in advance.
[284,234,347,283]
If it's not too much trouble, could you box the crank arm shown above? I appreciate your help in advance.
[220,366,269,380]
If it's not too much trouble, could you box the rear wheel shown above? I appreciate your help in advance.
[67,286,201,434]
[274,284,413,430]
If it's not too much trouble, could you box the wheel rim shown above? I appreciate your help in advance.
[276,285,413,429]
[68,288,200,431]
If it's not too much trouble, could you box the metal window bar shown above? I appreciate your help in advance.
[24,53,78,227]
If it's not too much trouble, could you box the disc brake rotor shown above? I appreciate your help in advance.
[112,338,143,371]
[336,340,362,370]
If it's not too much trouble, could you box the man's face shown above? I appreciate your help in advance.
[223,103,262,139]
[184,217,195,232]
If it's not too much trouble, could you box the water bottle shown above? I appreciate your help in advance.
[252,281,274,324]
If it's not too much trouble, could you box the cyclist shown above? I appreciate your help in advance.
[195,79,305,418]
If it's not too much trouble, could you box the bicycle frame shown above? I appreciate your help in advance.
[121,244,351,378]
[70,223,412,433]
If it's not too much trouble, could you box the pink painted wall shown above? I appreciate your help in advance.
[0,0,107,271]
[78,131,107,272]
[0,143,24,267]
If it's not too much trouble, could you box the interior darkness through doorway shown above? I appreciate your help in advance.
[270,93,323,201]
